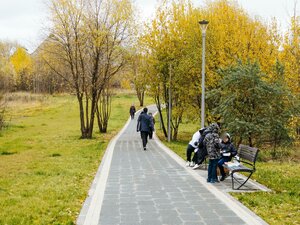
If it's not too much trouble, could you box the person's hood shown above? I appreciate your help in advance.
[210,123,220,133]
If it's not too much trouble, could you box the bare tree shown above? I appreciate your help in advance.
[46,0,134,138]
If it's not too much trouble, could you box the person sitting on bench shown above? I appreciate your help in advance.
[218,133,237,181]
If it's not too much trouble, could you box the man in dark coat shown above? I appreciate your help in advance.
[137,108,151,150]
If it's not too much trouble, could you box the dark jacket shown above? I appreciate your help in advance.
[149,116,155,130]
[137,113,151,132]
[198,128,211,149]
[220,141,237,160]
[130,106,136,115]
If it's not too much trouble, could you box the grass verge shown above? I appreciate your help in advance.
[0,92,151,225]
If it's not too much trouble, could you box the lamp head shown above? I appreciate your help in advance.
[199,20,209,34]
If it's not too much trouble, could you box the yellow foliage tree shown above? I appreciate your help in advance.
[0,41,16,91]
[10,47,33,91]
[280,15,300,141]
[140,0,284,139]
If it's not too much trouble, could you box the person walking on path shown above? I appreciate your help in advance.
[218,133,237,181]
[205,123,222,183]
[129,104,136,119]
[148,112,155,139]
[137,108,152,150]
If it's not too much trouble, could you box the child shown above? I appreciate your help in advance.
[205,123,222,183]
[148,112,155,139]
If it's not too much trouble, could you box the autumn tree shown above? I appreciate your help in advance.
[139,0,285,141]
[31,39,69,94]
[47,0,134,138]
[280,11,300,141]
[10,47,33,91]
[0,41,16,91]
[126,51,149,107]
[87,0,135,133]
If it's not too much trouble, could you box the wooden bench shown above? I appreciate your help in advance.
[223,144,259,190]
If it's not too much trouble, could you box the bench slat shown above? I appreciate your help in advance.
[238,144,259,163]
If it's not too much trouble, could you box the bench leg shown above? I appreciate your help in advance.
[231,171,254,190]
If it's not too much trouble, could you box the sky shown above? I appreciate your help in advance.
[0,0,298,53]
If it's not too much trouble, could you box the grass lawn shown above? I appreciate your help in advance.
[156,117,300,225]
[0,92,151,225]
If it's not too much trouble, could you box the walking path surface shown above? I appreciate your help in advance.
[77,106,269,225]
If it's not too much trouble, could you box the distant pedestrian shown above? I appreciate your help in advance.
[148,112,155,139]
[137,108,152,150]
[205,123,222,183]
[129,104,136,119]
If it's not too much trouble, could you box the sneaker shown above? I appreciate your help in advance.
[192,164,201,170]
[220,176,225,181]
[190,162,195,167]
[186,161,191,167]
[144,147,147,151]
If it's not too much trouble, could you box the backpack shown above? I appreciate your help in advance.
[197,128,210,150]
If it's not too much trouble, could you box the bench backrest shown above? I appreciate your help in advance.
[238,144,259,168]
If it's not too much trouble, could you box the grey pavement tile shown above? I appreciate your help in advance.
[180,213,202,222]
[184,222,205,225]
[99,216,120,225]
[219,216,245,224]
[139,212,160,220]
[161,216,183,225]
[140,219,163,225]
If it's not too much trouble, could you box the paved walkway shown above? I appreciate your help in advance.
[77,107,268,225]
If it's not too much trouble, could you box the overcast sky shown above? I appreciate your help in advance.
[0,0,298,53]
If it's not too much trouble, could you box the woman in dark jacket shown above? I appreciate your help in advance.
[218,133,237,181]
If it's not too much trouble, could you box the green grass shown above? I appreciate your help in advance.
[156,117,300,225]
[0,92,152,225]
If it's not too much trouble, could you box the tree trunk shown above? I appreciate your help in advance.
[136,89,144,107]
[155,95,167,138]
[248,132,253,147]
[87,90,97,139]
[172,127,178,141]
[77,93,88,139]
[237,137,243,147]
[96,87,112,134]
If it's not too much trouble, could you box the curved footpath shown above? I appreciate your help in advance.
[77,106,269,225]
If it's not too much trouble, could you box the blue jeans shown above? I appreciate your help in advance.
[207,159,218,182]
[218,157,230,177]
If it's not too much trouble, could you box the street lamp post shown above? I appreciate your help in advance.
[168,63,172,142]
[199,20,209,128]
